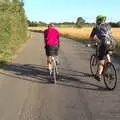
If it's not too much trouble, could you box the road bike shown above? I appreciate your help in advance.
[90,42,117,90]
[49,56,59,84]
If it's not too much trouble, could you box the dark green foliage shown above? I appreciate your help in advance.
[0,0,27,61]
[76,17,85,28]
[109,22,120,27]
[27,20,47,27]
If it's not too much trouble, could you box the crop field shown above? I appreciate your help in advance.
[29,27,120,41]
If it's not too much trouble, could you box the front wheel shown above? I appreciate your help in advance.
[103,62,117,90]
[90,54,98,75]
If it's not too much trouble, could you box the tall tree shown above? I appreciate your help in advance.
[76,17,85,27]
[76,17,85,24]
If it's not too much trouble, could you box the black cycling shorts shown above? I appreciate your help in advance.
[45,45,59,56]
[98,44,109,60]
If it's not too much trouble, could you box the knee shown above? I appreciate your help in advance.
[47,57,52,64]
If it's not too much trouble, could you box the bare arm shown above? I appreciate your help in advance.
[44,29,48,45]
[89,27,96,40]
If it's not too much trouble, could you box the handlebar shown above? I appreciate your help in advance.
[87,40,100,48]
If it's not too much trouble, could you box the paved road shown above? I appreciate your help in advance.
[0,32,120,120]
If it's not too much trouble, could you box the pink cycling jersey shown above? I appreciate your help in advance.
[44,28,59,46]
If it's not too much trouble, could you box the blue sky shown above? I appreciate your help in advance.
[24,0,120,23]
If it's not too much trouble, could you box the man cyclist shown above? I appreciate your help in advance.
[44,23,60,75]
[89,15,116,81]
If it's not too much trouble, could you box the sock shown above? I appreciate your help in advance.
[49,68,52,73]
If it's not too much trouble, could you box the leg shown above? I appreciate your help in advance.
[97,45,105,75]
[53,45,59,65]
[47,56,52,73]
[95,45,105,81]
[98,49,112,75]
[95,60,104,81]
[45,46,53,74]
[106,54,111,63]
[97,59,105,75]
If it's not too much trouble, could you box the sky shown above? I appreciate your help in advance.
[24,0,120,23]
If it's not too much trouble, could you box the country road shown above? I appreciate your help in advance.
[0,32,120,120]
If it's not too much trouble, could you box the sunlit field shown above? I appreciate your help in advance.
[29,27,120,41]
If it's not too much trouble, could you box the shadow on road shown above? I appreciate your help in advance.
[0,62,107,91]
[1,63,49,84]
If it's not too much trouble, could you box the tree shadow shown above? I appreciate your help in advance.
[0,62,108,91]
[2,63,49,84]
[29,29,43,33]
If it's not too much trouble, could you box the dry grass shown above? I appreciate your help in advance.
[28,27,120,40]
[111,28,120,40]
[58,27,92,39]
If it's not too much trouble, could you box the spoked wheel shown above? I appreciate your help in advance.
[103,62,117,90]
[49,56,60,84]
[49,65,57,84]
[90,54,98,75]
[52,58,59,84]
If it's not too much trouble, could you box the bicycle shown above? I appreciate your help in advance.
[49,56,59,84]
[89,41,117,90]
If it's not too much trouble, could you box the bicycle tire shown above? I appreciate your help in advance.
[52,57,58,84]
[103,62,117,90]
[49,56,59,84]
[90,54,98,75]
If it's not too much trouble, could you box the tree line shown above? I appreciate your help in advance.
[28,17,120,28]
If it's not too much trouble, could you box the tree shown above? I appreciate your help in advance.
[109,21,120,27]
[117,21,120,27]
[12,0,24,6]
[0,0,9,2]
[76,17,85,28]
[76,17,85,24]
[20,0,24,6]
[12,0,19,2]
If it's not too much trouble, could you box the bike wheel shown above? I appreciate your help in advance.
[50,56,60,84]
[103,62,117,90]
[90,54,98,75]
[48,58,56,84]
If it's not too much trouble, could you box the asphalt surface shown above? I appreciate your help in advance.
[0,32,120,120]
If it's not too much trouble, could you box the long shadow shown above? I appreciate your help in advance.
[29,29,43,33]
[2,63,49,83]
[57,71,107,91]
[59,67,91,77]
[0,62,107,91]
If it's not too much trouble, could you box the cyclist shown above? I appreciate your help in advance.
[89,15,116,81]
[44,23,60,75]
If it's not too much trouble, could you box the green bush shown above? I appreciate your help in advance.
[0,1,27,62]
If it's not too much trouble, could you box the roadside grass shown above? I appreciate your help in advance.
[0,33,30,68]
[0,1,28,68]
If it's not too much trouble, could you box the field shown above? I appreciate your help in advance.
[29,27,120,41]
[29,26,120,55]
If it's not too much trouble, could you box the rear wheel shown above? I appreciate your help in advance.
[53,64,57,84]
[90,54,98,75]
[49,57,60,84]
[103,62,117,90]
